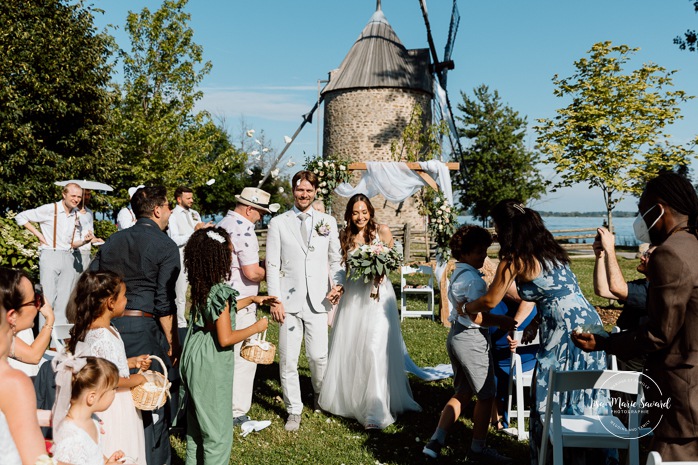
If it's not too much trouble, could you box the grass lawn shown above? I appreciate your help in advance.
[172,256,643,464]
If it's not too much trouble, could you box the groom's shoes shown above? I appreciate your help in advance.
[285,414,302,432]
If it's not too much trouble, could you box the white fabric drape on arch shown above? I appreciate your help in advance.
[334,161,454,205]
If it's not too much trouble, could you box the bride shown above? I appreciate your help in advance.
[318,194,421,429]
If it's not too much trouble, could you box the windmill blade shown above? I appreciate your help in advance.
[418,0,463,159]
[442,0,460,88]
[257,97,322,188]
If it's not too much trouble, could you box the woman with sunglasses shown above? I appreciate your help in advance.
[0,293,47,465]
[0,267,56,365]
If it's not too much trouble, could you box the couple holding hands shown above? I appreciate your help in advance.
[266,170,420,432]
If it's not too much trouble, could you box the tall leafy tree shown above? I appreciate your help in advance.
[453,85,544,223]
[535,42,694,232]
[0,0,117,211]
[674,0,698,52]
[114,0,234,202]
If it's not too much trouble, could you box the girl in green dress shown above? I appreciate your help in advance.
[180,227,278,465]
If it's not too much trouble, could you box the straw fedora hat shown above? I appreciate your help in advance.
[235,187,280,213]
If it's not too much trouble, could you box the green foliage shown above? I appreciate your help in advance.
[93,219,117,241]
[113,0,234,206]
[0,0,118,211]
[674,0,698,52]
[0,212,40,276]
[390,104,447,162]
[303,155,350,209]
[535,42,695,231]
[454,85,545,223]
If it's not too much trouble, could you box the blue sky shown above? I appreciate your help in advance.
[93,0,698,212]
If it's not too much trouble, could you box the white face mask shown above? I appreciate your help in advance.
[633,204,664,244]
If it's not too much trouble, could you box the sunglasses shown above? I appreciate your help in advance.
[20,292,44,310]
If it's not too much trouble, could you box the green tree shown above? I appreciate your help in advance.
[535,42,694,232]
[0,0,117,211]
[454,85,545,224]
[674,0,698,52]
[114,0,234,204]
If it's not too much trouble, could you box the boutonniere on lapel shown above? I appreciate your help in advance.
[314,219,331,237]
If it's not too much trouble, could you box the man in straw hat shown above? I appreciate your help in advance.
[218,187,279,427]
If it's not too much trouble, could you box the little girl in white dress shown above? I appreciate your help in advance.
[52,353,125,465]
[65,271,151,465]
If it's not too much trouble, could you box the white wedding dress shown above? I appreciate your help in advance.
[318,256,421,429]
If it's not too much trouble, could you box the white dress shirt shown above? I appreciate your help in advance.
[168,204,201,248]
[15,201,78,250]
[77,208,95,252]
[116,206,136,230]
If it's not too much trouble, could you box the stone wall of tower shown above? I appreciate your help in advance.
[322,87,432,228]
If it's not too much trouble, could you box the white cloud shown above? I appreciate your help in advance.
[196,87,315,122]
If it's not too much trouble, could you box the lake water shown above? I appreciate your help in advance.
[458,215,638,247]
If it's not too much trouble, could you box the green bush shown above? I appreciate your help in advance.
[94,219,117,241]
[0,211,40,276]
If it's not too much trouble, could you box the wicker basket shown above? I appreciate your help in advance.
[131,355,171,411]
[240,330,276,365]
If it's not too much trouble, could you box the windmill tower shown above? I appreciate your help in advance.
[321,1,433,226]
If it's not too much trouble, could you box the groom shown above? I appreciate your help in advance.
[266,170,344,431]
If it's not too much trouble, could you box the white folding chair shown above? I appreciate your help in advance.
[539,369,644,465]
[51,324,73,352]
[400,265,435,321]
[503,330,540,441]
[646,451,698,465]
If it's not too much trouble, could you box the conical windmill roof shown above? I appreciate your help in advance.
[321,8,432,95]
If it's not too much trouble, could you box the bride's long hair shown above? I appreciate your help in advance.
[340,193,378,265]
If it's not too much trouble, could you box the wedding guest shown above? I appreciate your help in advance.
[574,172,698,461]
[168,186,213,342]
[266,170,343,431]
[75,188,103,271]
[423,225,515,462]
[593,227,653,371]
[52,354,125,465]
[319,194,421,430]
[218,187,279,427]
[67,271,150,465]
[90,185,180,465]
[0,267,55,366]
[463,200,613,465]
[0,300,47,465]
[179,227,277,465]
[116,185,144,230]
[15,182,88,325]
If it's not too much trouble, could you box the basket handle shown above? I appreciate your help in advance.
[139,355,169,407]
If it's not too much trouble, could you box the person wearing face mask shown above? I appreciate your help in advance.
[573,172,698,461]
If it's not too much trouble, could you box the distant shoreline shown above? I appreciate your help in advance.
[529,211,636,218]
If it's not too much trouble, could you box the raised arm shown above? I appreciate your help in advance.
[598,227,628,299]
[464,259,517,314]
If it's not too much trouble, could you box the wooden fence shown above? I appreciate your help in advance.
[254,225,598,262]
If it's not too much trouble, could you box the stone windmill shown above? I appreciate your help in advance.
[321,1,432,226]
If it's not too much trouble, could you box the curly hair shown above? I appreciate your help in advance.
[339,194,378,265]
[449,225,492,262]
[68,271,124,354]
[491,199,569,275]
[70,356,120,402]
[184,227,232,317]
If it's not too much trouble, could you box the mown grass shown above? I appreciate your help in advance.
[172,257,642,464]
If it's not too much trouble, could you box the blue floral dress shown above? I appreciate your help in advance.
[518,262,615,465]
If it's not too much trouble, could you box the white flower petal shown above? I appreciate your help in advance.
[283,135,292,144]
[206,179,215,186]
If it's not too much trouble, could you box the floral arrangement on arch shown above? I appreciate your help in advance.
[418,190,459,262]
[304,155,351,208]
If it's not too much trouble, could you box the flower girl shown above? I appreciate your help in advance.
[52,354,126,465]
[66,271,150,465]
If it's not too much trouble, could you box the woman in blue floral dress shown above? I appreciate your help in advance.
[459,200,615,465]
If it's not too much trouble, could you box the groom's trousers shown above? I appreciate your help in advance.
[279,295,329,415]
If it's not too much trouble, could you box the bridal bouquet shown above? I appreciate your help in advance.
[347,241,403,300]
